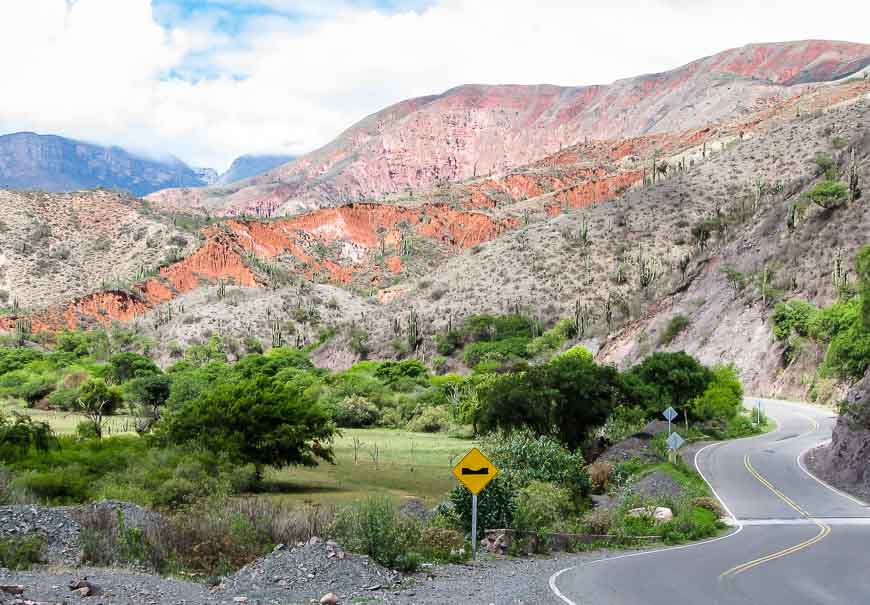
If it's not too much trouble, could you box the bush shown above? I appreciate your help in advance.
[691,365,743,422]
[513,481,573,532]
[660,507,722,544]
[581,509,612,535]
[407,405,450,433]
[602,405,647,442]
[330,497,421,571]
[659,315,690,346]
[691,496,723,516]
[0,534,46,569]
[805,180,848,209]
[463,336,530,367]
[417,527,467,562]
[0,412,56,463]
[822,324,870,379]
[333,396,381,428]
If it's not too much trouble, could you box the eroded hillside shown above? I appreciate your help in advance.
[147,41,870,218]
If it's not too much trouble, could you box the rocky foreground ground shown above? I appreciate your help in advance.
[0,541,624,605]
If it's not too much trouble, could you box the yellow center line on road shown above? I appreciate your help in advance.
[720,449,831,578]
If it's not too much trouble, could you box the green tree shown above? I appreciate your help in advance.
[691,365,743,422]
[106,353,160,384]
[479,353,619,450]
[627,352,713,426]
[77,380,123,439]
[125,374,171,433]
[157,376,335,478]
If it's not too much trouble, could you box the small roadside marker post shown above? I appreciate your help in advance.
[452,447,498,560]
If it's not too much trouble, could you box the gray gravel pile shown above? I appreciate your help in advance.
[0,506,80,566]
[628,470,687,501]
[219,538,403,603]
[0,501,162,567]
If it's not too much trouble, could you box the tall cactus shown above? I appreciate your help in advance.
[636,252,661,289]
[849,146,862,202]
[572,299,593,338]
[271,319,284,348]
[407,310,419,351]
[832,248,850,292]
[15,318,32,345]
[217,279,226,301]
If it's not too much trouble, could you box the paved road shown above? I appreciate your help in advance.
[550,399,870,605]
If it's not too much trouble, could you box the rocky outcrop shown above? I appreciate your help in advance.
[814,370,870,498]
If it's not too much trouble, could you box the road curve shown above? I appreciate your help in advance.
[550,399,870,605]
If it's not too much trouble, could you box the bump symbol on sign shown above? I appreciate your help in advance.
[452,447,498,495]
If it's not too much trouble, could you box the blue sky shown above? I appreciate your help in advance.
[1,0,868,171]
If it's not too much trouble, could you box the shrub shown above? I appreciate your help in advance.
[333,396,381,428]
[691,365,743,422]
[330,497,421,571]
[463,336,530,367]
[587,462,614,493]
[691,496,723,516]
[805,180,848,209]
[822,325,870,379]
[46,387,80,410]
[581,509,612,535]
[660,507,722,544]
[513,481,573,532]
[0,413,56,463]
[602,405,647,442]
[435,330,463,355]
[417,527,467,562]
[659,315,690,346]
[0,534,46,569]
[407,405,450,433]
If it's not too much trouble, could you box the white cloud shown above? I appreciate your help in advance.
[0,0,868,172]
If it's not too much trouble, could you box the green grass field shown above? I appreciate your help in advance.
[1,402,475,505]
[265,428,476,506]
[1,400,136,436]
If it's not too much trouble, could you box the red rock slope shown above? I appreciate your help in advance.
[148,40,870,217]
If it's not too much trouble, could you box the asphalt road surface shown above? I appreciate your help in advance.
[550,399,870,605]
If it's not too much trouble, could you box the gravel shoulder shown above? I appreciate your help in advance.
[0,549,638,605]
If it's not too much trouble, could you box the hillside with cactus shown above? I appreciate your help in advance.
[1,41,868,400]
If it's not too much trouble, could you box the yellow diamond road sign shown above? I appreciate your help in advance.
[452,447,498,494]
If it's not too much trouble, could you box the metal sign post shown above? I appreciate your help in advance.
[452,447,498,560]
[471,494,478,558]
[663,406,678,436]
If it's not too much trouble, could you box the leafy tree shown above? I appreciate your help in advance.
[0,348,43,375]
[805,180,848,209]
[692,365,743,421]
[479,353,619,450]
[157,376,335,478]
[106,353,160,384]
[125,373,172,433]
[627,352,713,425]
[77,380,123,439]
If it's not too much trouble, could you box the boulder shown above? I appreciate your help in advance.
[627,506,673,524]
[320,592,338,605]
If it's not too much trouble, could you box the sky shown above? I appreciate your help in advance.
[0,0,868,172]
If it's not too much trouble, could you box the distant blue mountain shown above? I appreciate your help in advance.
[217,154,295,185]
[0,132,210,197]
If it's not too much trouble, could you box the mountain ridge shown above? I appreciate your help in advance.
[145,39,870,218]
